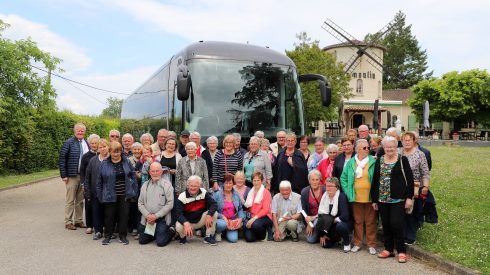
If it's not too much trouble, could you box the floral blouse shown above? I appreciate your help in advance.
[378,155,402,203]
[403,149,430,182]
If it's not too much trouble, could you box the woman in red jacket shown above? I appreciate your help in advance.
[243,171,272,242]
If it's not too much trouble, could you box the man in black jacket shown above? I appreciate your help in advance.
[59,123,90,230]
[175,175,218,245]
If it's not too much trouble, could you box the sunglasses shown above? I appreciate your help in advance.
[110,135,120,138]
[362,146,369,150]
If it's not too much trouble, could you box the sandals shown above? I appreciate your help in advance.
[377,250,395,258]
[398,253,408,263]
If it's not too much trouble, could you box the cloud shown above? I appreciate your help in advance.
[0,13,92,73]
[53,66,159,115]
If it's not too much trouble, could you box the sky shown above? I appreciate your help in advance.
[1,0,489,115]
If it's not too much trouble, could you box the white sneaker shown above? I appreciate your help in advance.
[215,233,222,242]
[369,247,377,255]
[351,245,361,252]
[343,244,351,253]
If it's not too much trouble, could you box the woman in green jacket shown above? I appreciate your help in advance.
[340,139,377,255]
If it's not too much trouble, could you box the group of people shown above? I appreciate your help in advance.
[59,123,434,264]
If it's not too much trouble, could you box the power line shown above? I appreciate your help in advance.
[30,64,131,95]
[64,79,108,106]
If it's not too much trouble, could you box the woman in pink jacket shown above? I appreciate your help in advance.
[243,171,272,242]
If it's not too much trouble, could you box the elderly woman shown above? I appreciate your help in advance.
[371,136,414,263]
[135,145,159,185]
[260,138,275,164]
[275,133,308,194]
[243,136,272,189]
[206,136,219,164]
[332,137,356,180]
[301,170,326,244]
[347,129,357,143]
[369,136,382,157]
[212,134,244,191]
[84,139,110,240]
[340,139,377,254]
[128,142,143,168]
[316,177,352,252]
[175,141,209,194]
[139,133,154,147]
[401,131,430,246]
[213,173,246,243]
[376,127,402,157]
[96,141,138,245]
[317,144,338,184]
[127,142,143,237]
[160,138,182,188]
[243,172,273,242]
[307,137,328,172]
[233,171,251,205]
[80,133,100,234]
[299,135,311,163]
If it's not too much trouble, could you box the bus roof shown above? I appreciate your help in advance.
[179,41,296,67]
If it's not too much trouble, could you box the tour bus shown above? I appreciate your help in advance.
[121,41,331,143]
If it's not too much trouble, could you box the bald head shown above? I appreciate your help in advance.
[149,162,163,182]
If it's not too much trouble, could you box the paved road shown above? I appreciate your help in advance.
[0,178,445,274]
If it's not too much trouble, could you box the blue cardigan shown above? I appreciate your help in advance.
[212,189,246,220]
[59,137,89,178]
[96,157,138,203]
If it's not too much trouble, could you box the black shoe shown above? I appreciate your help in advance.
[119,237,129,245]
[101,238,111,245]
[179,237,187,245]
[405,239,416,246]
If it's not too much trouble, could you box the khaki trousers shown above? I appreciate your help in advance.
[352,202,377,247]
[176,211,217,238]
[278,219,299,240]
[65,176,84,225]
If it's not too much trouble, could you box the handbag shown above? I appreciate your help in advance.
[399,154,413,214]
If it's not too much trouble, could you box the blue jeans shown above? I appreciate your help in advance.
[306,219,320,244]
[138,218,172,247]
[243,216,272,242]
[216,218,239,243]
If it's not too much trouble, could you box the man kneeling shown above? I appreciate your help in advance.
[175,175,218,245]
[138,162,174,247]
[272,180,303,242]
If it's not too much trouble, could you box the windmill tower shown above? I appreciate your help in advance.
[321,18,404,134]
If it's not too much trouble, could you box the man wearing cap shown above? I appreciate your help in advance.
[179,130,190,157]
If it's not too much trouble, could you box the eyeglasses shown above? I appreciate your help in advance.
[110,135,120,138]
[362,146,369,150]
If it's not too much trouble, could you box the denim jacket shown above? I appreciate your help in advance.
[212,189,246,220]
[96,157,138,203]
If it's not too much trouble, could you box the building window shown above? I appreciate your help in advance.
[356,79,363,94]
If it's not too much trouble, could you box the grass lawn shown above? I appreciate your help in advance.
[0,169,58,190]
[417,146,490,274]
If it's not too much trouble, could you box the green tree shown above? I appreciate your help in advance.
[0,20,61,173]
[408,69,490,126]
[286,32,351,128]
[366,11,432,89]
[101,96,123,118]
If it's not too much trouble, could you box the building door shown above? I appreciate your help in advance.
[352,114,364,129]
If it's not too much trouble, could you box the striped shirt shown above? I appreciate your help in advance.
[212,149,243,183]
[113,161,126,196]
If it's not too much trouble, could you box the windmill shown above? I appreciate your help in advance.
[321,18,395,132]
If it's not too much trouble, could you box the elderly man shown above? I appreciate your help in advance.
[254,131,265,139]
[358,125,371,144]
[271,180,303,242]
[109,129,120,142]
[175,175,218,245]
[168,131,177,140]
[59,123,90,230]
[189,131,213,182]
[122,133,134,157]
[152,128,169,157]
[178,130,190,157]
[270,130,287,157]
[138,162,174,247]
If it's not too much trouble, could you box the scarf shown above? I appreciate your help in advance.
[355,155,369,178]
[319,190,340,216]
[244,185,265,208]
[308,152,324,171]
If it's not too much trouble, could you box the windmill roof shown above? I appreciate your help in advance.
[382,89,413,103]
[323,40,386,51]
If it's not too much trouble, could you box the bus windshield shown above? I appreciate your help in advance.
[185,60,304,137]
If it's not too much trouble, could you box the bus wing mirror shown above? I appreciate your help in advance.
[298,74,332,107]
[177,65,191,101]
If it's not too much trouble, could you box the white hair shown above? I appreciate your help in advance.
[140,133,154,144]
[190,131,201,139]
[73,122,86,132]
[109,129,120,136]
[131,142,143,149]
[206,136,218,144]
[279,180,292,189]
[87,134,100,143]
[386,127,400,137]
[249,136,260,144]
[185,141,197,150]
[187,175,202,186]
[232,133,241,140]
[356,139,369,150]
[382,136,398,147]
[326,143,339,152]
[308,169,322,181]
[254,131,265,138]
[122,133,134,141]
